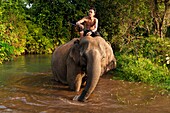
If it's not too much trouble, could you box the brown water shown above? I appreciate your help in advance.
[0,55,169,113]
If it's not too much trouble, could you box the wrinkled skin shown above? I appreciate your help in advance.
[51,36,116,102]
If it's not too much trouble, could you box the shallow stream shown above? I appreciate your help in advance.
[0,55,169,113]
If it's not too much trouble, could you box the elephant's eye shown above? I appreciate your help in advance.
[108,61,114,67]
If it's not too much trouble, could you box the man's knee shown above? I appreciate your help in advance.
[76,25,84,32]
[80,31,84,35]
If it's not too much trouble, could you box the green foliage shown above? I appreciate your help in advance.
[26,21,54,54]
[116,36,170,67]
[113,36,170,90]
[0,41,14,64]
[114,54,170,84]
[27,0,89,40]
[0,1,27,63]
[0,1,57,63]
[94,0,151,41]
[114,53,170,91]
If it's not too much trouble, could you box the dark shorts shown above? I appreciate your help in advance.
[83,30,100,37]
[77,26,100,37]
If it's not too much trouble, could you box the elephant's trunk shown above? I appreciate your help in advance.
[78,50,101,101]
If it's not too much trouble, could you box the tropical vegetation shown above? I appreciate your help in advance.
[0,0,169,90]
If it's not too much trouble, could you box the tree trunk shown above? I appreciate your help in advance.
[164,0,170,37]
[152,0,161,37]
[152,0,170,38]
[165,26,170,37]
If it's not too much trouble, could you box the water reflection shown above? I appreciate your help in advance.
[0,55,51,84]
[0,55,51,74]
[0,55,169,113]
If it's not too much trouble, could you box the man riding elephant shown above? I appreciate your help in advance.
[51,36,116,102]
[76,7,100,39]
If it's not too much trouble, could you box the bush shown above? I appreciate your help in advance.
[113,53,170,91]
[112,36,170,90]
[25,21,54,54]
[112,36,170,68]
[0,21,26,63]
[0,1,58,63]
[114,53,170,84]
[0,41,14,64]
[0,1,27,63]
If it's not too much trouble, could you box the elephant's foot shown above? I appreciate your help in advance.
[53,75,59,82]
[73,95,80,101]
[73,90,87,102]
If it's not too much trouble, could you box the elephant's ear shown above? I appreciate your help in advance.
[70,48,76,62]
[69,41,80,63]
[98,43,106,59]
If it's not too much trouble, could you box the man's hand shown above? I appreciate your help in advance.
[79,24,84,29]
[76,23,84,30]
[86,31,92,36]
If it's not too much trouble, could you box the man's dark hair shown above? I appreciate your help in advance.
[90,7,96,13]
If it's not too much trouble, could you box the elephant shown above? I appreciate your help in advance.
[51,36,116,102]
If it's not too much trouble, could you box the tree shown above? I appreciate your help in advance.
[26,0,90,42]
[151,0,170,37]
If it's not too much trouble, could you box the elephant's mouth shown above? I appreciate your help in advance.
[81,66,87,72]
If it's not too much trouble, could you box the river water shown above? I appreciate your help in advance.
[0,55,169,113]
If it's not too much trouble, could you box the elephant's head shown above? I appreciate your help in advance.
[67,36,116,102]
[72,36,116,102]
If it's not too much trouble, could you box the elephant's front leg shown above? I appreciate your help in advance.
[66,61,84,91]
[75,72,85,92]
[67,71,84,91]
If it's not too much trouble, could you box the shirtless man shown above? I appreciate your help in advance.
[76,7,99,38]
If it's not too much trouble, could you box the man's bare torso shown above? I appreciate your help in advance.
[83,16,97,31]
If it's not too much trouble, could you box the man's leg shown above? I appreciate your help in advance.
[91,31,100,37]
[95,31,100,36]
[80,31,84,39]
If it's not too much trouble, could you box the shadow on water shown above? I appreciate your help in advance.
[0,55,170,113]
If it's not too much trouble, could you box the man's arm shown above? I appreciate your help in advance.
[76,17,86,29]
[92,18,98,32]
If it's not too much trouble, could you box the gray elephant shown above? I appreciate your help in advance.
[51,36,116,102]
